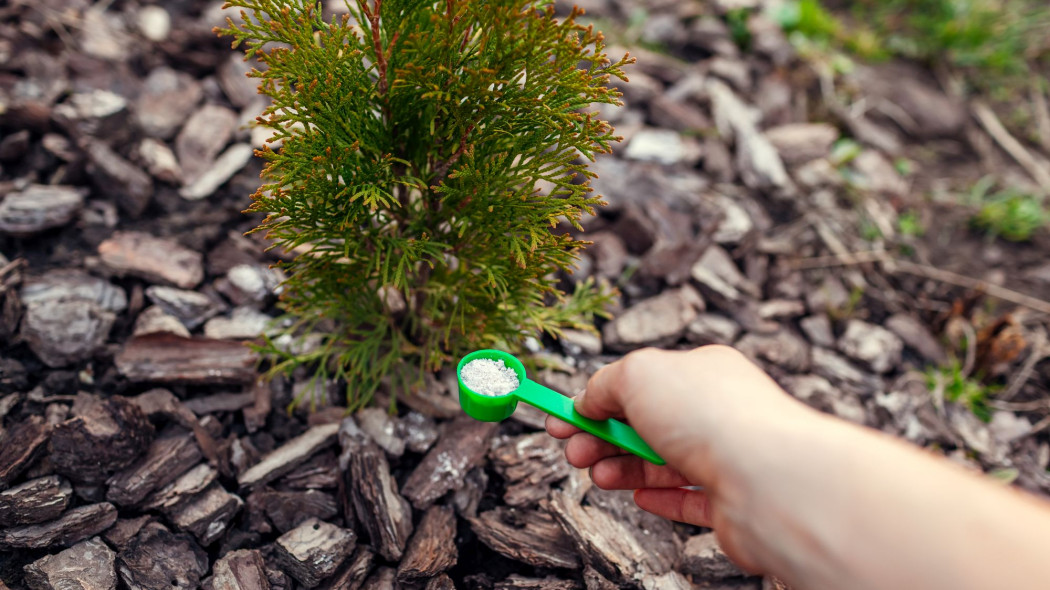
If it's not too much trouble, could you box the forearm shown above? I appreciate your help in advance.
[742,412,1050,590]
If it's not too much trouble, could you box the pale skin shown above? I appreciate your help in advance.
[546,345,1050,590]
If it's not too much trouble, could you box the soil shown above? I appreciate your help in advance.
[2,0,1050,589]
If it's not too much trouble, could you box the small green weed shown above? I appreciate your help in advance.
[771,0,1050,89]
[926,360,996,421]
[966,180,1049,241]
[897,210,925,237]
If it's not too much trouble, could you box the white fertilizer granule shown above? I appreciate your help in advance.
[461,358,520,396]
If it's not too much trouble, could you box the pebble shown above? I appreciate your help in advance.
[21,269,127,313]
[179,143,254,200]
[460,359,520,397]
[885,313,946,364]
[138,139,182,184]
[145,285,224,329]
[21,299,115,368]
[226,263,282,303]
[764,123,839,166]
[685,313,741,346]
[623,128,700,166]
[136,6,172,42]
[603,287,702,351]
[837,319,904,374]
[133,306,191,338]
[86,140,154,216]
[98,231,205,289]
[136,68,204,139]
[176,104,239,185]
[0,185,85,236]
[203,307,272,340]
[218,54,258,108]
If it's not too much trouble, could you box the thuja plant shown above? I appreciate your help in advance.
[218,0,631,409]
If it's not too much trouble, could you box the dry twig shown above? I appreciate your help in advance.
[791,250,1050,316]
[971,100,1050,193]
[1031,78,1050,155]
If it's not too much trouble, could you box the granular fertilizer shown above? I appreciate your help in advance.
[461,358,520,396]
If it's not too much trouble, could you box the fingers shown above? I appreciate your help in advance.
[576,348,667,421]
[590,455,692,489]
[633,488,713,528]
[565,432,624,468]
[545,415,581,439]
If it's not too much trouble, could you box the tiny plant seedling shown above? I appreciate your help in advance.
[457,350,665,465]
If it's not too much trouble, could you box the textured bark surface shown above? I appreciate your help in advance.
[0,503,117,549]
[401,417,498,509]
[0,475,72,527]
[469,506,580,570]
[23,536,117,590]
[49,394,154,485]
[273,518,357,588]
[395,505,457,582]
[115,334,258,384]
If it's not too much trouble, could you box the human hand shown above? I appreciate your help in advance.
[546,345,826,573]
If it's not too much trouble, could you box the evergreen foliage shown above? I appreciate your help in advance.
[217,0,631,409]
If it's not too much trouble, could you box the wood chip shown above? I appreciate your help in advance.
[0,475,72,527]
[277,449,340,490]
[396,505,457,582]
[0,416,51,488]
[401,417,498,509]
[211,549,271,590]
[141,463,218,512]
[165,482,244,545]
[117,523,208,590]
[23,536,116,590]
[424,574,455,590]
[274,517,356,588]
[489,433,571,507]
[359,567,398,590]
[355,408,405,457]
[317,545,374,590]
[116,334,259,385]
[252,489,338,533]
[548,491,666,584]
[183,391,255,415]
[238,422,340,490]
[495,575,582,590]
[0,503,117,549]
[679,532,745,581]
[101,515,154,551]
[243,380,272,434]
[344,438,413,561]
[50,394,154,485]
[97,231,203,289]
[106,428,202,506]
[468,506,579,570]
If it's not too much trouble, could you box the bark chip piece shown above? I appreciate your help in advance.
[0,475,72,527]
[23,536,117,590]
[98,231,204,289]
[274,517,357,588]
[0,503,117,549]
[238,422,340,490]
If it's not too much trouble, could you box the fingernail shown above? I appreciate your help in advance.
[573,388,586,410]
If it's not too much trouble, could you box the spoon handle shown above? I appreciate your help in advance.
[515,379,665,465]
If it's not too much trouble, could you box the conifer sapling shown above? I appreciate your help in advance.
[218,0,632,409]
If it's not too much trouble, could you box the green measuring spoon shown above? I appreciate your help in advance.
[456,349,665,465]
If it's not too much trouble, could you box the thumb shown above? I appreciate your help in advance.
[575,349,651,420]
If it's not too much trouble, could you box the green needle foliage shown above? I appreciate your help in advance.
[217,0,630,409]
